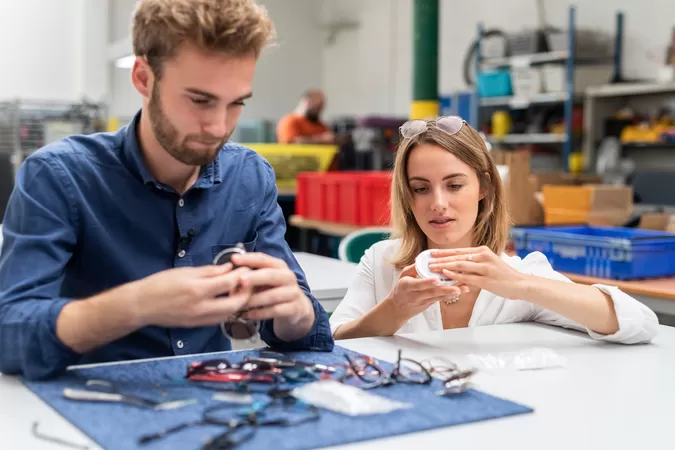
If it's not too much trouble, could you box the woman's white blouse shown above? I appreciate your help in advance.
[329,239,659,344]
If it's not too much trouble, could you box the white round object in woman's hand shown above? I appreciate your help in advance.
[415,249,458,286]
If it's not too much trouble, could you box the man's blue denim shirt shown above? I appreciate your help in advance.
[0,111,334,380]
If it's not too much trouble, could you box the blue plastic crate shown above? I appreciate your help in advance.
[510,226,675,280]
[477,70,513,98]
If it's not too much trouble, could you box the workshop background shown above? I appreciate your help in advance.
[3,0,675,325]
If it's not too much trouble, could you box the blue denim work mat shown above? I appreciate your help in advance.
[23,346,533,450]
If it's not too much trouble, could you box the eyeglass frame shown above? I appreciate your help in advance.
[213,243,260,342]
[203,400,320,450]
[339,349,433,390]
[399,115,467,140]
[418,356,477,396]
[243,351,337,375]
[185,358,285,392]
[139,397,319,447]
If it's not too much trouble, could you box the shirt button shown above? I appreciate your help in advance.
[176,340,184,349]
[178,199,185,207]
[178,249,186,258]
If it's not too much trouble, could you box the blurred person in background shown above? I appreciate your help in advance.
[277,89,335,144]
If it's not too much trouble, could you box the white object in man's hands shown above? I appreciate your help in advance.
[415,249,458,286]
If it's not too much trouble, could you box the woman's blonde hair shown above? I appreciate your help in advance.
[132,0,276,77]
[390,118,510,270]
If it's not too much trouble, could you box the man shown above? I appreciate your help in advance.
[276,89,335,144]
[0,0,333,381]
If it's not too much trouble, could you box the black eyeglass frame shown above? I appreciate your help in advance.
[342,349,433,390]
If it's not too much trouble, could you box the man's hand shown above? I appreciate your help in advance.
[57,263,253,355]
[132,263,253,328]
[316,131,335,144]
[231,252,315,342]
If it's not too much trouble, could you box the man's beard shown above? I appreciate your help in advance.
[148,83,230,166]
[305,109,321,123]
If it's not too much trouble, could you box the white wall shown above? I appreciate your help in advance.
[242,0,324,121]
[109,0,137,42]
[322,0,675,118]
[321,0,412,119]
[0,0,108,103]
[107,0,324,121]
[82,0,110,103]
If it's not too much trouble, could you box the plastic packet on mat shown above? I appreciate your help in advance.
[465,347,567,371]
[291,380,413,416]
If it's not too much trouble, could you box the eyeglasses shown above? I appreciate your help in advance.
[419,356,477,396]
[399,115,466,140]
[139,397,320,448]
[327,350,432,390]
[187,358,283,384]
[186,358,284,396]
[437,368,476,396]
[187,354,332,390]
[205,400,319,450]
[213,243,260,342]
[244,351,337,381]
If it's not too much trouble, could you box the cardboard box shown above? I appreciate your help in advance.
[530,172,603,191]
[529,172,604,224]
[492,150,540,225]
[639,213,670,231]
[492,148,605,225]
[542,185,633,226]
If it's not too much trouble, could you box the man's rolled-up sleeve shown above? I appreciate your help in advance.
[252,157,334,352]
[0,154,81,380]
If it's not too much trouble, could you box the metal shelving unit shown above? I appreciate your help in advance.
[479,92,570,108]
[474,6,624,172]
[0,99,107,218]
[487,133,566,145]
[582,81,675,171]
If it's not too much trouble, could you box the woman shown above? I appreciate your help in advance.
[329,116,658,344]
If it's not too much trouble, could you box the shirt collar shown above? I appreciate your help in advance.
[122,110,222,190]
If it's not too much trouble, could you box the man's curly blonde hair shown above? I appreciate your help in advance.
[132,0,276,77]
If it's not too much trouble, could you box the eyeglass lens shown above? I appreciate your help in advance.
[399,120,427,139]
[435,116,465,135]
[399,115,465,139]
[221,316,259,341]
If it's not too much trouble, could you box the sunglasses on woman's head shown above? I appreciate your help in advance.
[399,115,466,140]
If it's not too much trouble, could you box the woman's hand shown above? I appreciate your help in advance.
[386,264,468,326]
[428,246,529,300]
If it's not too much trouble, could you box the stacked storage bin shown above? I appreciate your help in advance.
[295,172,392,227]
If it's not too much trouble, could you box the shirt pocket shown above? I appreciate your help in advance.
[211,232,258,263]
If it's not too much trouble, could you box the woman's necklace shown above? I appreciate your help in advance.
[442,294,460,305]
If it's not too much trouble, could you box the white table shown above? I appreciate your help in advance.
[294,252,357,312]
[3,323,675,449]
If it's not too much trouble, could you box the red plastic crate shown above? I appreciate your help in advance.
[295,172,326,220]
[296,171,392,226]
[337,174,361,225]
[357,173,392,226]
[324,177,341,222]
